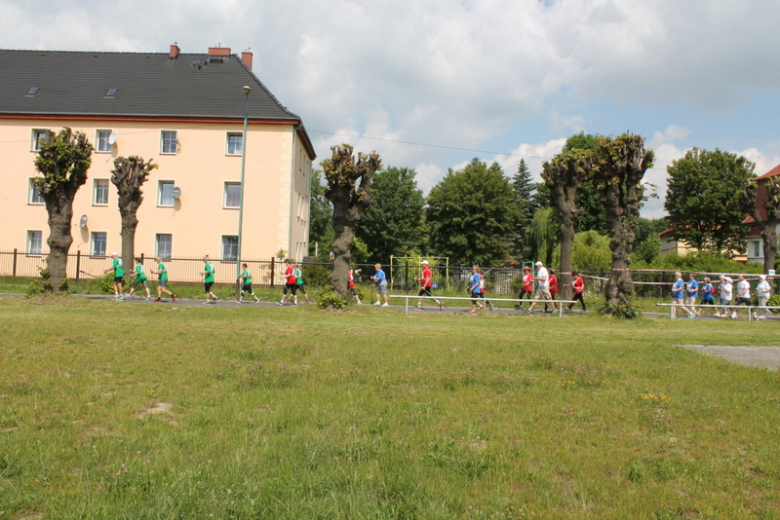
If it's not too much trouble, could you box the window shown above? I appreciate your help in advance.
[156,234,172,260]
[94,179,109,205]
[222,236,238,261]
[158,181,175,207]
[27,87,40,96]
[105,88,118,97]
[161,131,177,154]
[31,129,49,152]
[27,231,43,256]
[91,232,107,258]
[96,130,112,153]
[226,133,243,156]
[29,178,44,204]
[224,182,241,208]
[754,241,761,258]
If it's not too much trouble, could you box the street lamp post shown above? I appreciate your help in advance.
[235,86,251,298]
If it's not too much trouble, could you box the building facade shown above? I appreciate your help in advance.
[744,164,780,265]
[0,45,315,278]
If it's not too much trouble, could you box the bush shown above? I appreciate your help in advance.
[599,296,642,319]
[99,273,120,294]
[26,278,51,297]
[302,264,330,288]
[768,295,780,307]
[316,289,349,309]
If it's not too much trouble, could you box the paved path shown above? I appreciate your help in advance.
[677,345,780,371]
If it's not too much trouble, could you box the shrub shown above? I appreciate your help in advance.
[316,289,349,309]
[302,264,330,288]
[99,272,119,294]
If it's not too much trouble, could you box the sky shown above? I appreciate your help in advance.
[3,0,779,218]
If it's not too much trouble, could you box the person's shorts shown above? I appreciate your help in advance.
[686,296,697,305]
[719,298,731,306]
[159,279,167,287]
[204,282,213,293]
[297,283,307,294]
[376,281,388,294]
[701,298,713,305]
[114,276,123,284]
[132,280,148,289]
[737,297,751,306]
[536,287,552,300]
[418,287,432,297]
[242,283,253,293]
[284,283,298,295]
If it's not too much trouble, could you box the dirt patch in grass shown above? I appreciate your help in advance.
[136,401,178,425]
[677,345,780,371]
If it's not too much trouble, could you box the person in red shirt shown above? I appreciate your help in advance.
[278,259,298,305]
[544,269,558,313]
[568,271,586,312]
[517,266,534,311]
[416,260,444,311]
[348,268,361,305]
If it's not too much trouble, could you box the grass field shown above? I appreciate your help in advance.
[1,296,779,519]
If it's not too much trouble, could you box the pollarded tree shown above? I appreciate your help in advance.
[111,156,157,274]
[591,134,654,315]
[741,176,780,273]
[33,128,93,292]
[541,150,591,299]
[665,148,755,253]
[426,158,521,266]
[322,144,382,296]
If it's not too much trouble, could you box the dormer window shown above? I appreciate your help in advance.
[105,88,118,97]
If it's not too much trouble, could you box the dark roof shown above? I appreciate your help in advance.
[0,49,300,122]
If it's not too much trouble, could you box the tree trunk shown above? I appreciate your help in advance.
[330,218,354,295]
[557,204,576,300]
[119,203,139,277]
[762,224,777,274]
[111,156,155,276]
[44,189,75,292]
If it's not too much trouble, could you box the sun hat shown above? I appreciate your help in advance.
[421,260,429,265]
[535,261,543,266]
[725,276,733,283]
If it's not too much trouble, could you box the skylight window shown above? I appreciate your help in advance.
[105,88,118,97]
[27,87,40,95]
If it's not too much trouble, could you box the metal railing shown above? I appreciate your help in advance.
[390,295,578,317]
[655,303,779,322]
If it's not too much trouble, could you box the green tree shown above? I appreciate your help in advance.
[308,170,333,259]
[33,128,93,292]
[355,166,425,263]
[563,132,608,234]
[665,148,755,254]
[528,207,558,267]
[741,176,780,273]
[426,158,520,266]
[111,156,157,275]
[510,159,536,259]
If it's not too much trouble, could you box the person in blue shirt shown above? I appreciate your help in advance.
[700,276,716,315]
[371,263,389,307]
[672,271,695,319]
[686,273,700,315]
[468,265,484,314]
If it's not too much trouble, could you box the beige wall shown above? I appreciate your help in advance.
[0,118,312,269]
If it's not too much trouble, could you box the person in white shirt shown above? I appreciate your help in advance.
[715,276,732,318]
[756,274,773,320]
[734,274,752,320]
[528,261,556,312]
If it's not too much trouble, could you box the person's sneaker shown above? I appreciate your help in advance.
[415,307,422,312]
[203,300,211,305]
[172,294,177,303]
[688,313,695,319]
[255,299,260,304]
[752,312,759,320]
[213,296,220,302]
[236,300,243,304]
[154,298,162,303]
[282,298,290,304]
[124,293,133,299]
[469,309,477,314]
[731,312,737,319]
[488,302,494,311]
[356,301,362,305]
[438,301,444,310]
[294,301,298,305]
[276,301,284,306]
[373,301,381,306]
[381,303,389,307]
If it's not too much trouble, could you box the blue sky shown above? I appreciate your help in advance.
[2,0,778,218]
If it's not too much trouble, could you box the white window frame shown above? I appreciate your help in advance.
[753,241,761,258]
[93,179,109,206]
[226,132,243,156]
[161,131,177,155]
[27,230,43,256]
[221,235,239,261]
[91,232,107,258]
[31,129,49,152]
[155,233,173,260]
[29,178,44,205]
[158,180,175,207]
[223,182,241,209]
[96,130,112,153]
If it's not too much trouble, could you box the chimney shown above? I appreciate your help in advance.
[169,44,180,59]
[208,46,231,56]
[241,51,253,70]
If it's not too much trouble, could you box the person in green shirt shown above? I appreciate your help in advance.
[294,263,312,304]
[103,252,124,301]
[202,256,218,304]
[151,257,177,303]
[237,263,260,303]
[127,258,152,299]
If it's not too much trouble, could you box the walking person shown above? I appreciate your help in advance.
[348,268,362,305]
[756,275,773,320]
[279,259,297,305]
[468,265,484,314]
[294,263,312,304]
[517,266,534,311]
[699,277,715,314]
[416,260,443,311]
[734,274,753,319]
[236,263,260,303]
[478,266,493,311]
[544,268,558,313]
[104,252,124,301]
[528,261,556,313]
[151,257,176,303]
[685,273,699,316]
[671,271,695,319]
[372,264,389,306]
[127,257,152,300]
[715,276,732,318]
[202,255,218,304]
[568,271,587,312]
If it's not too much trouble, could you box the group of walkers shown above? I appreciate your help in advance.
[670,271,774,320]
[106,252,177,303]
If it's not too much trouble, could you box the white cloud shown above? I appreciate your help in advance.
[735,146,780,177]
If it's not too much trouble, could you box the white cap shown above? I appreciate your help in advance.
[725,276,733,283]
[421,260,429,265]
[111,252,117,256]
[759,274,767,280]
[535,261,543,266]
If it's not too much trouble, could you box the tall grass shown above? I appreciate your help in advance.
[1,297,779,519]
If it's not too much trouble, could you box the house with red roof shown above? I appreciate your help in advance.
[743,164,780,264]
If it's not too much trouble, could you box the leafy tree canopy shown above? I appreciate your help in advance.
[664,148,755,254]
[308,170,333,258]
[426,158,520,267]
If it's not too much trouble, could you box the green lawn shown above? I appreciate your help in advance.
[1,296,779,519]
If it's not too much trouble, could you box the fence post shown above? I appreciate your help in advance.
[404,261,409,292]
[75,250,81,282]
[270,257,275,288]
[140,253,144,264]
[12,248,18,277]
